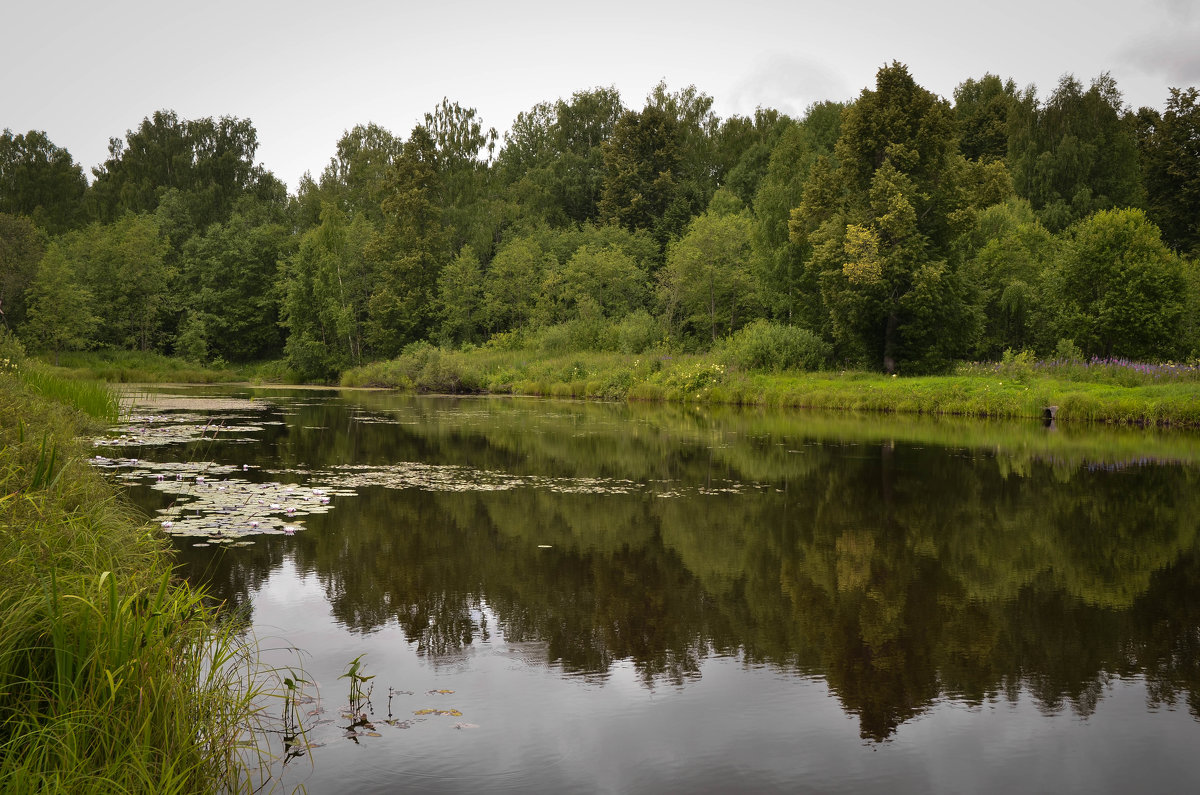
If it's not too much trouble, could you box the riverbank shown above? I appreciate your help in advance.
[339,346,1200,427]
[0,355,270,791]
[44,348,285,384]
[34,344,1200,428]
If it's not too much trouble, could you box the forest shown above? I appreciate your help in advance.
[2,62,1198,380]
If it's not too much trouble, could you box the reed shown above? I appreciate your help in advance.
[0,367,292,792]
[17,364,121,423]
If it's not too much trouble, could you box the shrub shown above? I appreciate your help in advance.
[999,347,1037,381]
[0,328,27,372]
[716,320,831,373]
[1054,338,1084,362]
[613,310,665,354]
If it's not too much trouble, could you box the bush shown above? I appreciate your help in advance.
[613,310,665,354]
[999,347,1036,381]
[716,320,831,373]
[0,328,27,372]
[1054,338,1084,362]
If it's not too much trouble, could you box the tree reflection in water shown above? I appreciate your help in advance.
[151,392,1200,741]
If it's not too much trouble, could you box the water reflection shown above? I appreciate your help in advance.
[113,390,1200,743]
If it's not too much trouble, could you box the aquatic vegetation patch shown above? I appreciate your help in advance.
[321,462,762,498]
[91,411,277,447]
[90,457,345,539]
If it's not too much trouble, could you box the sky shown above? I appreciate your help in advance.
[4,0,1198,193]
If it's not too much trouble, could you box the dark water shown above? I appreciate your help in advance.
[98,387,1200,793]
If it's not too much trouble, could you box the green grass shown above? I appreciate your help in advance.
[45,349,257,385]
[339,344,1200,427]
[0,368,292,792]
[16,364,122,423]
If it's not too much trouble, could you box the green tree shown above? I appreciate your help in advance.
[953,74,1018,162]
[791,63,976,372]
[423,99,502,255]
[0,213,45,331]
[179,206,292,362]
[366,126,449,356]
[712,108,793,206]
[497,87,624,227]
[0,130,87,233]
[64,215,173,351]
[1046,207,1185,359]
[660,203,758,346]
[558,245,649,320]
[752,101,843,326]
[599,105,682,249]
[1008,74,1143,231]
[297,123,403,228]
[961,199,1056,358]
[21,243,97,363]
[282,203,376,378]
[89,110,270,229]
[483,236,550,333]
[1138,87,1200,254]
[436,245,485,346]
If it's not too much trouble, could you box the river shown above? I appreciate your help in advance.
[92,386,1200,793]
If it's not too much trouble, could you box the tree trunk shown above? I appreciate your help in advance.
[882,310,900,374]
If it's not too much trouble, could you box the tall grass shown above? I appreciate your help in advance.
[0,366,293,792]
[48,349,252,385]
[17,364,121,423]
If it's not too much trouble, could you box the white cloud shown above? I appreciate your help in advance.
[725,54,853,119]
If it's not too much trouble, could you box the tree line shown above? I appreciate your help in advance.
[2,64,1198,376]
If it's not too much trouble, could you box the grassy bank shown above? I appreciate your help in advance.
[0,350,276,791]
[340,344,1200,427]
[41,349,290,385]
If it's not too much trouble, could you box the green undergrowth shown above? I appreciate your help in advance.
[340,344,1200,427]
[44,349,264,384]
[0,362,285,791]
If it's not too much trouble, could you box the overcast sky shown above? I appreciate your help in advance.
[4,0,1198,192]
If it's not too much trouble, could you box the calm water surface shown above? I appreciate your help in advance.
[95,387,1200,793]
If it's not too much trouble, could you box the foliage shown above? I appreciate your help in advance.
[715,319,831,372]
[282,203,375,378]
[1007,74,1143,231]
[961,199,1056,358]
[612,309,665,354]
[752,102,842,326]
[660,206,758,346]
[179,207,291,362]
[2,70,1198,388]
[89,110,270,228]
[953,74,1018,162]
[21,243,98,365]
[1138,87,1200,254]
[793,63,975,373]
[1045,207,1185,360]
[436,244,486,346]
[366,126,449,356]
[0,129,87,234]
[0,212,44,331]
[59,215,174,352]
[599,105,680,242]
